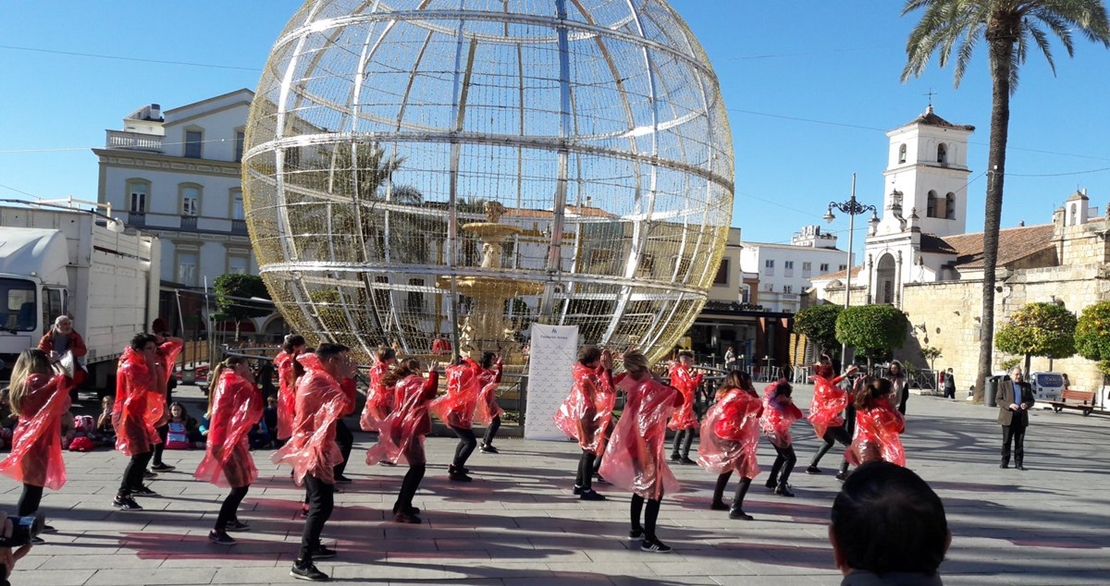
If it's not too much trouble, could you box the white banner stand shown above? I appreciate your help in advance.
[523,324,579,440]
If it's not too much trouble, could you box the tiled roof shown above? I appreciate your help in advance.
[905,106,975,131]
[942,223,1056,269]
[811,264,864,282]
[920,233,957,254]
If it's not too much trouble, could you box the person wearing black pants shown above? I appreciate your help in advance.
[150,319,176,473]
[760,380,803,497]
[475,354,504,453]
[451,427,477,477]
[807,426,851,478]
[333,419,353,484]
[300,474,336,561]
[555,346,615,500]
[432,355,483,482]
[481,416,500,453]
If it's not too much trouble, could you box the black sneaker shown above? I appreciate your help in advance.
[640,538,673,553]
[309,545,337,559]
[775,484,795,498]
[113,495,142,511]
[669,453,682,463]
[208,530,235,545]
[729,509,754,521]
[290,560,329,582]
[448,471,473,482]
[30,536,45,545]
[572,485,584,495]
[679,456,696,465]
[480,444,499,454]
[835,471,849,482]
[394,511,422,524]
[805,466,822,474]
[143,470,157,479]
[224,519,250,532]
[150,463,175,472]
[132,485,158,497]
[579,489,606,501]
[40,524,58,534]
[334,474,353,484]
[628,528,644,541]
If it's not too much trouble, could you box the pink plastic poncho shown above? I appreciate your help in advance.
[848,401,906,467]
[696,387,763,479]
[194,369,263,488]
[274,350,297,440]
[807,374,850,438]
[553,362,615,454]
[113,339,182,457]
[430,359,480,429]
[760,385,804,449]
[666,363,703,431]
[270,354,353,485]
[473,361,504,425]
[359,361,393,431]
[367,372,438,466]
[0,374,72,490]
[599,375,682,500]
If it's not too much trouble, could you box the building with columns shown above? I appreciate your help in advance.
[810,106,1110,398]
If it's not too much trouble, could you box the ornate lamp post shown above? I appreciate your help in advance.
[823,173,879,370]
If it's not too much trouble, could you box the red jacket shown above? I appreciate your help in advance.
[38,330,88,359]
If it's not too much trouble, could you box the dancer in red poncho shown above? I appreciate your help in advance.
[760,379,803,497]
[430,353,485,482]
[599,350,682,554]
[554,346,614,501]
[667,351,703,465]
[112,333,182,511]
[848,378,906,467]
[194,357,262,545]
[271,343,356,582]
[367,358,439,523]
[0,350,73,537]
[359,347,396,432]
[274,334,306,444]
[697,371,763,520]
[474,352,504,453]
[805,357,858,480]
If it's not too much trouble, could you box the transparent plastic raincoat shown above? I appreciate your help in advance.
[0,374,72,490]
[666,362,703,431]
[760,384,804,449]
[473,360,504,425]
[359,361,393,431]
[113,339,182,457]
[696,387,762,478]
[807,374,850,438]
[270,354,353,485]
[599,375,682,500]
[430,359,480,429]
[553,362,615,454]
[848,401,906,467]
[194,369,263,488]
[367,372,438,466]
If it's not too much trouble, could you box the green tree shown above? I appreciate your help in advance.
[921,346,943,370]
[793,304,844,357]
[1075,301,1110,376]
[994,302,1077,373]
[213,273,272,340]
[835,305,910,369]
[901,0,1110,402]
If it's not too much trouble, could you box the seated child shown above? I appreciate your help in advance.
[96,395,117,447]
[165,402,202,449]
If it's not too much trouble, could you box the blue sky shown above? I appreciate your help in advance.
[2,1,1108,245]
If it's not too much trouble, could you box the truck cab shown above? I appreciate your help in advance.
[0,228,69,378]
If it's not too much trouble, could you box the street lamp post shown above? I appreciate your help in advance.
[824,173,878,371]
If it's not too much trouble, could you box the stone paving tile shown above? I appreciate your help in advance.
[6,383,1109,585]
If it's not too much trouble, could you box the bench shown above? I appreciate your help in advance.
[1049,390,1098,416]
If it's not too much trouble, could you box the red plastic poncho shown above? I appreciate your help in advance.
[760,385,804,449]
[553,362,615,454]
[848,402,906,467]
[113,339,182,457]
[666,363,703,431]
[697,387,763,479]
[807,374,850,438]
[473,361,504,425]
[194,369,263,488]
[599,375,682,500]
[367,372,438,466]
[274,350,297,440]
[270,354,353,485]
[0,374,72,490]
[430,359,480,429]
[359,361,394,431]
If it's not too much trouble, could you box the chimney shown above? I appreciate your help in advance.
[149,104,162,121]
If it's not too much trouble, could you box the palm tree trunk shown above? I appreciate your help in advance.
[975,27,1015,403]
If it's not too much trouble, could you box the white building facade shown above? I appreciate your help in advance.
[740,226,849,313]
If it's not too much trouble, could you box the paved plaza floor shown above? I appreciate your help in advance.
[5,384,1108,585]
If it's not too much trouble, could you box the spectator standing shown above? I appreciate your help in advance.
[37,316,87,387]
[942,368,956,400]
[997,366,1035,470]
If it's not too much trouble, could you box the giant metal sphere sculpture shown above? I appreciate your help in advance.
[243,0,734,366]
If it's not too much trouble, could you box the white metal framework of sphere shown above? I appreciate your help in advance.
[243,0,734,366]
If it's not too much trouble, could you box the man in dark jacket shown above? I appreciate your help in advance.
[996,367,1035,470]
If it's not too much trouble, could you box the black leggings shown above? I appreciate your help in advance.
[119,451,153,495]
[396,463,426,513]
[450,426,477,468]
[770,444,797,486]
[810,425,851,467]
[152,427,168,466]
[575,449,597,491]
[333,420,353,478]
[299,474,335,561]
[483,416,501,446]
[215,485,249,530]
[630,492,663,540]
[17,484,44,516]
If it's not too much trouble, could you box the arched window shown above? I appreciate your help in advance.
[125,178,151,213]
[945,193,956,219]
[937,143,948,164]
[926,190,938,218]
[179,183,203,216]
[898,144,907,164]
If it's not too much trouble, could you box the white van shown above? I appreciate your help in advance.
[1028,372,1065,404]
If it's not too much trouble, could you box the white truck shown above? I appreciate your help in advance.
[0,199,159,393]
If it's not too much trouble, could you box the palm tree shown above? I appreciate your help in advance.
[900,0,1110,401]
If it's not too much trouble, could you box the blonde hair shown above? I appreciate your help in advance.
[10,349,54,416]
[622,350,650,379]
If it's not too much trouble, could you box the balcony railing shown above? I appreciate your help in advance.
[106,130,164,152]
[180,216,198,230]
[231,219,248,235]
[127,212,146,227]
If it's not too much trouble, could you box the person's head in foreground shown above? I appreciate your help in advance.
[829,461,950,580]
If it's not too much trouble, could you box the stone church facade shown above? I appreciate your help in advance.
[812,107,1109,395]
